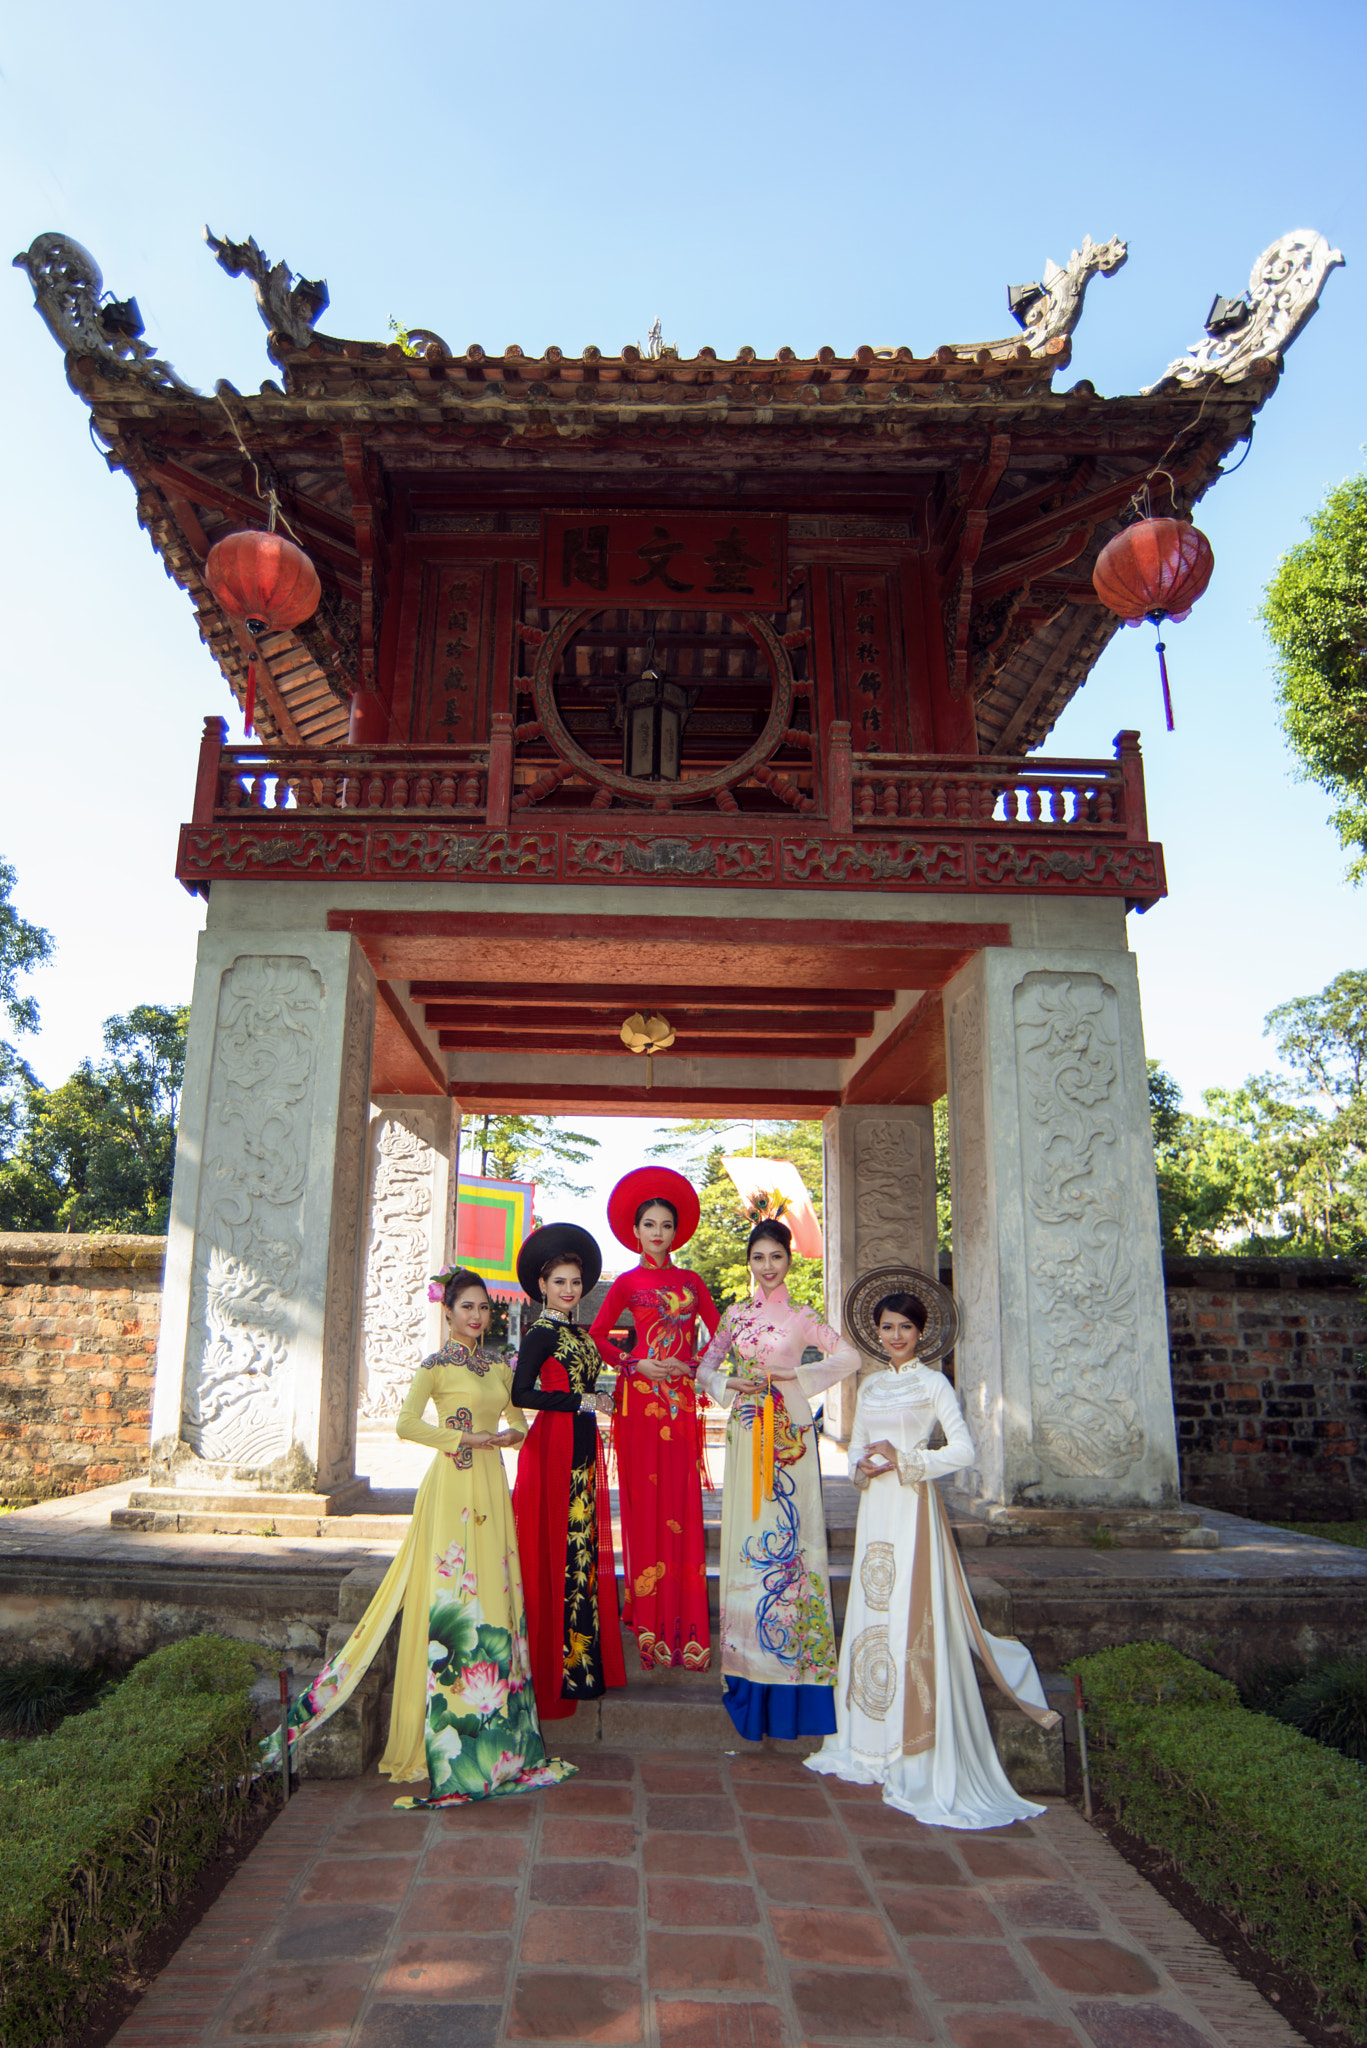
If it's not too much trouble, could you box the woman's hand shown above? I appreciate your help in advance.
[492,1427,524,1448]
[856,1438,899,1479]
[632,1356,681,1383]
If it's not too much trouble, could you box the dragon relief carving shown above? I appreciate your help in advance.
[1146,230,1343,392]
[853,1119,926,1273]
[204,227,330,348]
[1013,973,1145,1482]
[181,957,321,1467]
[317,964,376,1488]
[14,233,197,395]
[359,1109,438,1420]
[1010,235,1128,354]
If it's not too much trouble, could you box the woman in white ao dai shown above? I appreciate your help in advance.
[807,1291,1059,1830]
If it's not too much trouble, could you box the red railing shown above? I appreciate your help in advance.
[848,742,1145,838]
[199,736,489,821]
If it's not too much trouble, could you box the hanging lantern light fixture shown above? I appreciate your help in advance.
[205,511,321,736]
[1092,509,1214,732]
[616,628,697,781]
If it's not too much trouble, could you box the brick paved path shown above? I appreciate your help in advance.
[112,1751,1305,2048]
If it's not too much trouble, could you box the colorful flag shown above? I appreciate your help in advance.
[454,1175,535,1300]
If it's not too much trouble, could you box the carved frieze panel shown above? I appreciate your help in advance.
[359,1108,439,1420]
[371,830,557,879]
[974,843,1163,894]
[181,956,321,1467]
[1013,972,1145,1482]
[566,835,774,883]
[180,827,367,878]
[782,839,967,887]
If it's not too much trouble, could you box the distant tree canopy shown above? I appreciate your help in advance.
[1150,969,1367,1257]
[0,1005,188,1235]
[649,1118,828,1314]
[462,1113,599,1202]
[1263,472,1367,881]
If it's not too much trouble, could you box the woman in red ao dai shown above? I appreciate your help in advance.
[589,1167,719,1672]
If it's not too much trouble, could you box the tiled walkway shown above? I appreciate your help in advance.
[111,1750,1305,2048]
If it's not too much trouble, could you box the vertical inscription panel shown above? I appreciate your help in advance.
[181,956,322,1472]
[1013,972,1146,1484]
[830,570,908,754]
[359,1104,440,1420]
[411,561,493,744]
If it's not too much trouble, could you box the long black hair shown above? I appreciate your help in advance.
[746,1218,792,1258]
[442,1267,491,1312]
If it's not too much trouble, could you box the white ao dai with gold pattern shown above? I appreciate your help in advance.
[807,1363,1056,1830]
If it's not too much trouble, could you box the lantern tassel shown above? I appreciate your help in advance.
[751,1392,763,1520]
[762,1389,775,1503]
[244,656,257,738]
[1154,633,1175,732]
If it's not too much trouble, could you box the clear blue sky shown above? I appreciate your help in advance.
[3,0,1365,1248]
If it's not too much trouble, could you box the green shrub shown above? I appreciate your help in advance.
[1273,1658,1367,1765]
[0,1633,260,2048]
[0,1658,113,1739]
[1071,1641,1367,2035]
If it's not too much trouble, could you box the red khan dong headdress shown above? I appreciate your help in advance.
[607,1167,701,1254]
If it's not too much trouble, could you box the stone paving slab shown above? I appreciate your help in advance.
[108,1752,1307,2048]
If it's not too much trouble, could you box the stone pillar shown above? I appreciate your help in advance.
[943,947,1181,1515]
[149,932,377,1500]
[821,1105,938,1440]
[357,1097,461,1421]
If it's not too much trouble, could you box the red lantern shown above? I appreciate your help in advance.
[205,529,321,736]
[1092,517,1214,732]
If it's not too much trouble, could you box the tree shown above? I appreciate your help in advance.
[0,858,53,1171]
[0,1005,188,1234]
[462,1114,599,1200]
[1262,473,1367,881]
[650,1118,827,1313]
[1147,973,1367,1257]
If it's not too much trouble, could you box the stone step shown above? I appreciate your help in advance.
[111,1506,415,1540]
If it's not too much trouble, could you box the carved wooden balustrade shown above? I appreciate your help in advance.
[178,716,1162,904]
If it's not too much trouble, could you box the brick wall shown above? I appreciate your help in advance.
[1166,1256,1367,1521]
[0,1234,163,1499]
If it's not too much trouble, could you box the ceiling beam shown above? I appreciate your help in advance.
[422,1005,877,1038]
[438,1030,860,1059]
[410,981,898,1011]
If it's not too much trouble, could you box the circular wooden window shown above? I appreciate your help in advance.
[528,606,799,809]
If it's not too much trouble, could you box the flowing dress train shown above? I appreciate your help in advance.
[261,1342,575,1806]
[696,1285,859,1741]
[806,1363,1059,1828]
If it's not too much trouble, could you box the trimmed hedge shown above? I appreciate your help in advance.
[1070,1642,1367,2035]
[0,1634,260,2048]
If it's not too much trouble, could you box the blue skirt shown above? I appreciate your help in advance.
[723,1677,837,1744]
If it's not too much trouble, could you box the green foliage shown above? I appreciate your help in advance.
[1272,1520,1367,1549]
[1253,1657,1367,1765]
[0,1003,189,1233]
[932,1099,952,1253]
[0,1633,259,2047]
[1262,471,1367,881]
[0,1658,112,1739]
[387,317,421,357]
[650,1119,826,1312]
[0,860,53,1177]
[1070,1641,1367,2033]
[1148,971,1367,1255]
[465,1113,599,1203]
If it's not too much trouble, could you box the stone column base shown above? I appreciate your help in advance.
[945,1492,1218,1550]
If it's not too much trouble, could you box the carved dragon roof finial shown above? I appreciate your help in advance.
[1008,233,1128,353]
[1144,229,1344,392]
[204,227,330,348]
[13,232,198,395]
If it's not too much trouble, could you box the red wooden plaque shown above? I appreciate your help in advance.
[540,512,786,609]
[831,569,907,753]
[413,564,491,744]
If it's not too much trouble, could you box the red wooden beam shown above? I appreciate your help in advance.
[439,1031,859,1059]
[450,1083,838,1116]
[422,1005,877,1037]
[374,982,448,1095]
[841,991,946,1107]
[409,982,898,1011]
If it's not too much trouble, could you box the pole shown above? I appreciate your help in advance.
[1073,1674,1093,1820]
[278,1669,292,1804]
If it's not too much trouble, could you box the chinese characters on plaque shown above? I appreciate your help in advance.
[541,512,786,609]
[418,565,488,743]
[833,570,903,752]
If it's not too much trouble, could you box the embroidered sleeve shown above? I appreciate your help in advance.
[511,1325,582,1412]
[695,1306,737,1408]
[587,1275,630,1368]
[794,1307,862,1404]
